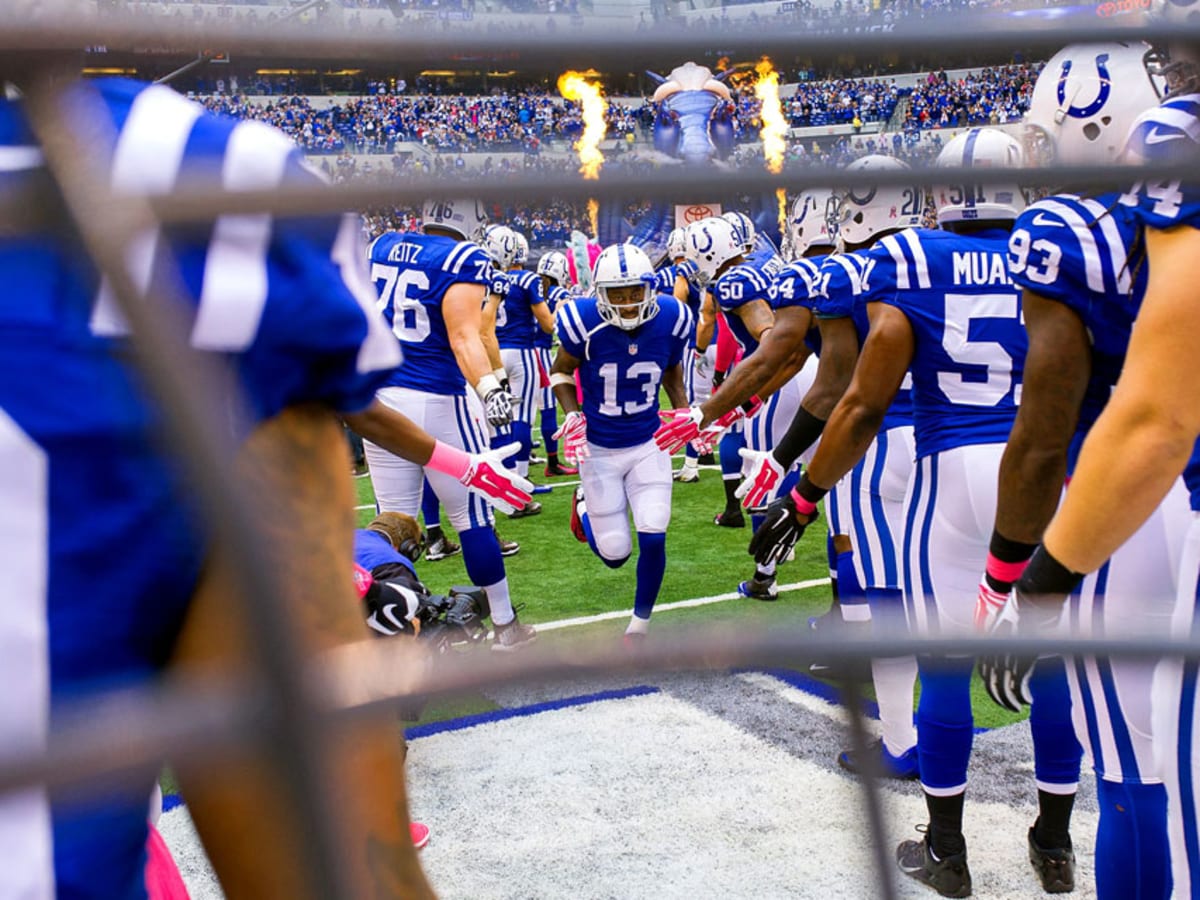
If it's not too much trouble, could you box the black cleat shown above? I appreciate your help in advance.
[508,500,543,519]
[1028,827,1075,894]
[714,509,745,528]
[424,535,461,562]
[897,831,972,898]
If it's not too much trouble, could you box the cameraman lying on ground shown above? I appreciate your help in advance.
[354,512,490,649]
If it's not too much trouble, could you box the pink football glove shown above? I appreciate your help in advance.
[654,407,703,454]
[460,443,534,516]
[735,447,786,509]
[553,411,590,465]
[974,579,1009,631]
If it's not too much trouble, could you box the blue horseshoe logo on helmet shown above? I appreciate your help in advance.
[1057,53,1112,119]
[692,225,714,254]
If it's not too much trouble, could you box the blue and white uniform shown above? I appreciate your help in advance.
[886,226,1078,803]
[767,257,826,467]
[711,263,804,469]
[1122,93,1200,899]
[534,281,569,428]
[556,293,692,563]
[0,79,399,900]
[364,231,496,533]
[496,268,548,426]
[816,246,916,597]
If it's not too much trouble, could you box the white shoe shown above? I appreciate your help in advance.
[674,466,699,483]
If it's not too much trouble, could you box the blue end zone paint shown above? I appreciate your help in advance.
[405,685,662,740]
[748,667,991,734]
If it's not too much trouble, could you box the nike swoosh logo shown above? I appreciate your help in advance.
[1031,213,1063,228]
[1146,127,1185,145]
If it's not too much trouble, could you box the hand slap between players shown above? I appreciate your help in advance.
[654,406,703,455]
[735,447,786,508]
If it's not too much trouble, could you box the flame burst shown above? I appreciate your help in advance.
[753,57,787,175]
[776,187,788,243]
[558,71,608,180]
[588,197,599,239]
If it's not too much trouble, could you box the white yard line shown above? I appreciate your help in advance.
[535,577,831,632]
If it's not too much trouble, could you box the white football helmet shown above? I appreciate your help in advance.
[422,198,487,242]
[482,224,519,270]
[684,217,742,287]
[934,128,1027,226]
[592,243,657,331]
[666,227,687,260]
[788,189,836,260]
[722,211,756,254]
[1025,43,1164,166]
[537,250,570,287]
[512,232,530,266]
[828,156,925,248]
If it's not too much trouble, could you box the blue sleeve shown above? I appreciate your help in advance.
[1122,98,1200,231]
[769,263,819,311]
[713,266,769,314]
[815,255,858,319]
[1007,203,1088,305]
[663,297,694,369]
[555,299,587,359]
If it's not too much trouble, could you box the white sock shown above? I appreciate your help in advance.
[517,460,529,479]
[873,654,919,755]
[757,562,776,579]
[487,578,515,625]
[626,614,650,635]
[681,457,699,472]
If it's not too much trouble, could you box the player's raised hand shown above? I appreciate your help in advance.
[735,447,785,508]
[654,406,703,454]
[459,442,534,515]
[553,411,589,465]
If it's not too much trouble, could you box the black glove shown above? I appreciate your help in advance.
[484,386,515,428]
[978,548,1077,712]
[747,491,818,567]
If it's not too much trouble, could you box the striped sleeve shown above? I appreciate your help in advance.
[1008,198,1131,302]
[1121,96,1200,229]
[555,299,587,357]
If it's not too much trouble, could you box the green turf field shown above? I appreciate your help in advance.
[355,453,1027,731]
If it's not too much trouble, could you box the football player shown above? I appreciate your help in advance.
[551,244,693,641]
[750,131,1082,896]
[365,202,537,651]
[0,74,542,898]
[492,226,554,515]
[976,43,1176,898]
[984,15,1200,897]
[534,250,578,477]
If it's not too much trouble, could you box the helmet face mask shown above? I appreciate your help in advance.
[537,251,570,288]
[592,243,658,330]
[1155,0,1200,95]
[684,217,742,286]
[482,224,519,270]
[1024,42,1165,166]
[666,227,687,260]
[934,128,1028,226]
[422,198,487,242]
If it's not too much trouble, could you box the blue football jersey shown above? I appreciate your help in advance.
[495,269,546,350]
[556,294,693,448]
[1008,193,1145,468]
[1121,94,1200,231]
[534,282,570,351]
[0,78,399,900]
[653,263,682,294]
[747,237,786,281]
[817,245,914,430]
[770,256,826,355]
[711,263,773,355]
[880,228,1024,458]
[369,232,492,395]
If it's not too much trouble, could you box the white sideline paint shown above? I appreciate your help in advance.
[737,670,880,733]
[534,577,831,632]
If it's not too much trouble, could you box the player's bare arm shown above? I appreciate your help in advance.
[445,281,495,386]
[551,346,582,414]
[480,290,504,371]
[993,290,1091,545]
[731,297,775,346]
[532,299,555,334]
[1044,225,1200,573]
[804,303,914,491]
[673,273,690,304]
[695,289,716,351]
[662,361,688,410]
[171,403,434,900]
[343,400,436,467]
[698,305,813,428]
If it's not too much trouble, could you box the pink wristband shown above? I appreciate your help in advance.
[427,440,471,480]
[986,552,1029,585]
[790,487,819,516]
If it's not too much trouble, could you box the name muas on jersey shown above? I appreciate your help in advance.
[556,293,693,448]
[880,227,1025,457]
[368,232,492,395]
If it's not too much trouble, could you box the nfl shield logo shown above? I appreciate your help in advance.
[629,343,638,355]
